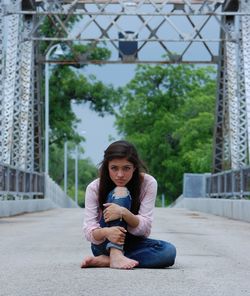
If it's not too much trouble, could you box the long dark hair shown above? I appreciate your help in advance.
[98,140,147,214]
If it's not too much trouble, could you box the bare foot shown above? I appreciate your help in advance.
[109,248,139,269]
[80,255,110,268]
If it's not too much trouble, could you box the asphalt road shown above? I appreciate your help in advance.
[0,207,250,296]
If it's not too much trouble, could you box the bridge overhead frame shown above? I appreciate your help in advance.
[6,0,243,65]
[0,0,249,197]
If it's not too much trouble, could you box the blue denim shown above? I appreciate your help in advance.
[97,188,132,252]
[91,188,176,268]
[106,188,132,229]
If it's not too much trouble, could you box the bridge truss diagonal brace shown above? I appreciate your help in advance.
[6,0,239,64]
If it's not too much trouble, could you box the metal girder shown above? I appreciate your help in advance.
[35,0,225,3]
[19,16,34,171]
[213,0,250,172]
[212,26,225,173]
[0,0,4,164]
[0,0,39,173]
[4,0,239,64]
[2,1,21,166]
[226,17,238,169]
[236,17,248,167]
[241,0,250,167]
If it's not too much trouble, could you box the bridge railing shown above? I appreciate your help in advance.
[44,174,78,208]
[0,163,78,208]
[206,166,250,199]
[0,163,44,200]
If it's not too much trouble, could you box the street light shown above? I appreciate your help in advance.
[75,144,78,205]
[45,44,64,175]
[74,131,86,205]
[64,140,68,194]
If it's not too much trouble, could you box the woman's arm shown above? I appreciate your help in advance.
[92,226,127,245]
[83,180,105,244]
[103,203,140,228]
[127,175,157,237]
[121,207,139,228]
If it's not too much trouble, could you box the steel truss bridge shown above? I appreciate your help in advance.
[0,0,250,200]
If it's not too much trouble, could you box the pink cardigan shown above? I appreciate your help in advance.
[83,173,158,245]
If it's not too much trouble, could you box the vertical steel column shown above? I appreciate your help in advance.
[2,0,21,166]
[33,43,43,172]
[234,0,248,167]
[0,0,4,163]
[11,1,22,169]
[213,1,250,172]
[240,0,250,162]
[19,16,34,171]
[212,26,226,172]
[226,16,239,169]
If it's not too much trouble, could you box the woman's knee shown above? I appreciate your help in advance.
[159,241,176,267]
[91,242,109,256]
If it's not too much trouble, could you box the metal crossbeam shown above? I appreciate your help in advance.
[5,0,235,64]
[35,0,225,4]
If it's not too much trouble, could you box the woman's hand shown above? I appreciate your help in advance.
[103,203,123,222]
[106,226,127,245]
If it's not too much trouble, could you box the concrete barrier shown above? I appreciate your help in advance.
[174,197,250,223]
[0,199,58,217]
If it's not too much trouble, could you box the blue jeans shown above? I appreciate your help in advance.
[91,188,176,268]
[98,188,132,251]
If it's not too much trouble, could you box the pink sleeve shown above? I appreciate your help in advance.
[127,175,157,237]
[82,180,105,245]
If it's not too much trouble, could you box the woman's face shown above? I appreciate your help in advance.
[108,158,135,187]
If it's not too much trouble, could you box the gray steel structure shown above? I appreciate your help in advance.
[0,0,249,197]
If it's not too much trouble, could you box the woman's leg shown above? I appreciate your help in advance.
[104,187,138,268]
[80,255,110,268]
[82,187,138,269]
[124,234,176,268]
[105,187,132,251]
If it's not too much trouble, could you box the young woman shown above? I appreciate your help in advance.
[81,140,176,269]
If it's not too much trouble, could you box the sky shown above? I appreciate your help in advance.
[72,64,136,165]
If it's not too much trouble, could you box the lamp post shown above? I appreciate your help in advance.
[44,44,64,175]
[75,144,78,205]
[64,140,68,194]
[74,131,86,205]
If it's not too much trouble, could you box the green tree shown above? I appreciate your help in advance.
[49,65,120,146]
[40,14,120,146]
[115,64,216,201]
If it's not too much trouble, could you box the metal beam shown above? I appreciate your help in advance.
[35,0,226,4]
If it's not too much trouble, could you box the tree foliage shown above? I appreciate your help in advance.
[39,14,120,147]
[48,65,120,146]
[115,64,216,201]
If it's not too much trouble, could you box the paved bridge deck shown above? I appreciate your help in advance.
[0,207,249,296]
